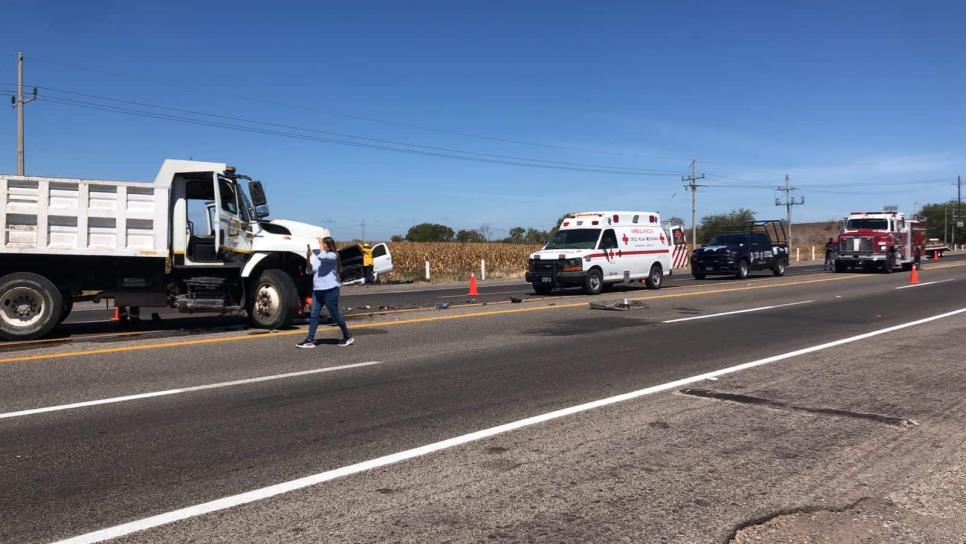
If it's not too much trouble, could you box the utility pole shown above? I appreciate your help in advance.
[11,52,38,176]
[681,159,705,246]
[957,175,962,246]
[775,174,805,247]
[361,219,366,242]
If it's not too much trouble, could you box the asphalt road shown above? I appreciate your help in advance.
[1,257,965,543]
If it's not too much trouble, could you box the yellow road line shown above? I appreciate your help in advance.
[0,272,876,365]
[2,262,964,365]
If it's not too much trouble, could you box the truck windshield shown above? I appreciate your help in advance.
[545,229,601,250]
[846,219,888,230]
[707,233,748,245]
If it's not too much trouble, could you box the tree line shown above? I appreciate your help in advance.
[388,202,962,245]
[391,223,556,244]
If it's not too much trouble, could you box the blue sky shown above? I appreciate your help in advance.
[2,0,965,240]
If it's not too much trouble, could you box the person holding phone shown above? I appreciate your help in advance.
[297,236,354,348]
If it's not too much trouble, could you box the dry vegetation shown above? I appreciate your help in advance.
[382,242,542,282]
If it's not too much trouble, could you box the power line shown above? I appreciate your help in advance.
[39,95,686,177]
[29,55,695,163]
[775,174,805,246]
[36,86,684,176]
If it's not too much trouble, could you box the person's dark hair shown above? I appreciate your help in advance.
[322,237,338,252]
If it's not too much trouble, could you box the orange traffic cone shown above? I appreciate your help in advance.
[908,264,919,285]
[467,273,479,296]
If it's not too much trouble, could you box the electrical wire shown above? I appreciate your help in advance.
[29,56,694,163]
[40,95,684,177]
[35,85,683,176]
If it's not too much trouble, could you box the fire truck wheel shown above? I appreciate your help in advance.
[834,261,848,273]
[883,254,896,274]
[583,269,603,295]
[734,259,750,280]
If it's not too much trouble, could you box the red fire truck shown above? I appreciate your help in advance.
[833,211,925,273]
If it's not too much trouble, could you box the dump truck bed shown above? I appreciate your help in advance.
[0,174,170,257]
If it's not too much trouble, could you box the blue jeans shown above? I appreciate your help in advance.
[307,287,350,341]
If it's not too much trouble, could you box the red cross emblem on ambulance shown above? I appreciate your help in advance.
[659,233,666,244]
[622,234,630,245]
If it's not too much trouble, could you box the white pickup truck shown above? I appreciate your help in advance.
[0,159,392,340]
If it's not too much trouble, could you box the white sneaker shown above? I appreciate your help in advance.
[337,337,355,347]
[296,339,317,349]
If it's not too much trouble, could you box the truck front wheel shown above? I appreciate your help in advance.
[883,253,896,274]
[0,272,63,340]
[532,282,553,295]
[583,269,603,295]
[248,269,299,330]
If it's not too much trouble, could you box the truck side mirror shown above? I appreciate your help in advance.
[248,180,270,218]
[248,180,267,206]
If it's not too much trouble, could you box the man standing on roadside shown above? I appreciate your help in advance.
[297,237,354,348]
[362,243,374,285]
[824,237,837,271]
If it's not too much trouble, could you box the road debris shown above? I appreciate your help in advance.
[588,298,647,311]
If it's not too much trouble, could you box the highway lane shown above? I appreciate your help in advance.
[1,261,964,542]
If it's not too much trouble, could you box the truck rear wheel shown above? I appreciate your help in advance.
[0,272,63,340]
[248,269,299,330]
[58,292,74,325]
[583,269,603,295]
[645,264,663,289]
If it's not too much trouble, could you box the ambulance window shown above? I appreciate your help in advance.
[632,215,640,224]
[599,229,618,249]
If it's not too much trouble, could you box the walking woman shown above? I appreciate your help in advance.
[297,236,354,348]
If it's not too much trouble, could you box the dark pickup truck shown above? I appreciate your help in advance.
[690,221,790,280]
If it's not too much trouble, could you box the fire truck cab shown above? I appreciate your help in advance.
[834,211,924,273]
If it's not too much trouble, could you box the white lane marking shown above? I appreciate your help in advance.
[52,307,966,544]
[661,300,814,323]
[0,362,382,421]
[438,290,527,299]
[894,279,955,290]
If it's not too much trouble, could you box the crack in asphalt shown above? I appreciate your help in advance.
[678,388,918,428]
[724,497,877,543]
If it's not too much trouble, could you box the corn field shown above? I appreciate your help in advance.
[382,242,542,282]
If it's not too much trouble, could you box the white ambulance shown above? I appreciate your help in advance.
[526,211,675,295]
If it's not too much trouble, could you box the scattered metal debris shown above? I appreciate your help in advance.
[436,303,450,310]
[510,297,523,303]
[588,298,647,311]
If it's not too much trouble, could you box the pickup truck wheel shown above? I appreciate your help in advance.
[691,264,705,280]
[583,269,603,295]
[0,272,63,340]
[735,259,750,280]
[248,269,298,330]
[532,282,553,295]
[645,264,663,289]
[772,260,786,276]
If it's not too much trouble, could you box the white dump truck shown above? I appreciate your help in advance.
[0,159,391,340]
